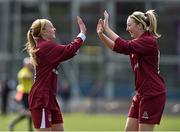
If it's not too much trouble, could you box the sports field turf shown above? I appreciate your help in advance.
[0,113,180,131]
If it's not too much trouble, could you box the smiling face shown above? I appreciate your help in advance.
[126,17,143,39]
[41,20,56,40]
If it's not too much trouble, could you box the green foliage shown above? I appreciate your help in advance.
[0,113,180,131]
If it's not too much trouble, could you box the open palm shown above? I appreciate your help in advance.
[77,16,86,34]
[103,10,110,30]
[97,19,103,34]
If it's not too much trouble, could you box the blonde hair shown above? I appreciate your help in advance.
[130,10,161,38]
[25,19,47,65]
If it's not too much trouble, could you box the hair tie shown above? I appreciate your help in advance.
[131,15,148,30]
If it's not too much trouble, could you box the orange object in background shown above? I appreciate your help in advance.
[15,91,23,102]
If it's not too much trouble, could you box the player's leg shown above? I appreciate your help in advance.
[51,123,64,131]
[51,109,64,131]
[125,117,138,131]
[28,115,33,131]
[139,123,155,131]
[36,127,51,131]
[31,108,52,131]
[125,94,140,131]
[8,114,26,131]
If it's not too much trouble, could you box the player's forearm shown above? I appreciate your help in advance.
[98,33,114,50]
[105,27,119,41]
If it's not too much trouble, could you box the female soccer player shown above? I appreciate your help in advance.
[97,10,166,131]
[26,16,86,131]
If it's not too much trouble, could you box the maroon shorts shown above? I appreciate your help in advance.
[30,108,63,129]
[128,93,166,124]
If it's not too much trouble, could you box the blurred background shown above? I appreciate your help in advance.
[0,0,180,131]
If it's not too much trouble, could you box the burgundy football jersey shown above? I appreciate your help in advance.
[29,37,83,110]
[113,31,166,97]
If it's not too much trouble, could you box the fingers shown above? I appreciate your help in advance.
[77,16,86,34]
[103,10,110,30]
[97,18,104,34]
[98,18,103,25]
[104,10,107,16]
[97,18,103,29]
[77,11,109,35]
[104,10,109,18]
[77,16,83,25]
[77,16,80,19]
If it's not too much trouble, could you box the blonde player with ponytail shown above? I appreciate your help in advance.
[97,10,166,131]
[26,17,86,131]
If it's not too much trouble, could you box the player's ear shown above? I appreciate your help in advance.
[137,23,143,30]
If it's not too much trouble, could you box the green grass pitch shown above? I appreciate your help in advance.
[0,113,180,131]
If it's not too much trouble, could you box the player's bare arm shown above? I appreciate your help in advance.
[103,10,119,41]
[97,18,114,50]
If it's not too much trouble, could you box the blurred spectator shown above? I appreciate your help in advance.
[0,79,11,115]
[60,80,71,113]
[172,104,180,114]
[8,57,33,131]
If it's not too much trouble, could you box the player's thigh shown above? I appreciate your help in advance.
[139,93,166,124]
[51,123,64,131]
[36,127,51,131]
[31,108,52,129]
[125,117,138,131]
[125,95,139,131]
[51,109,64,131]
[139,123,155,131]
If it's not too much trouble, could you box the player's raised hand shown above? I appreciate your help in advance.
[103,10,110,30]
[77,16,87,34]
[97,18,104,35]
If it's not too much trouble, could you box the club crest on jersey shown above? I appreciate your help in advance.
[142,111,149,119]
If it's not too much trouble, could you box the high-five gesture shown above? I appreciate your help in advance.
[96,17,114,50]
[77,16,86,34]
[99,10,119,41]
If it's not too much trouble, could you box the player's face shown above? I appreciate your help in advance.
[43,21,56,40]
[126,17,140,38]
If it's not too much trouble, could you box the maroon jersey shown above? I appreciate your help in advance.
[113,31,166,97]
[29,37,83,110]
